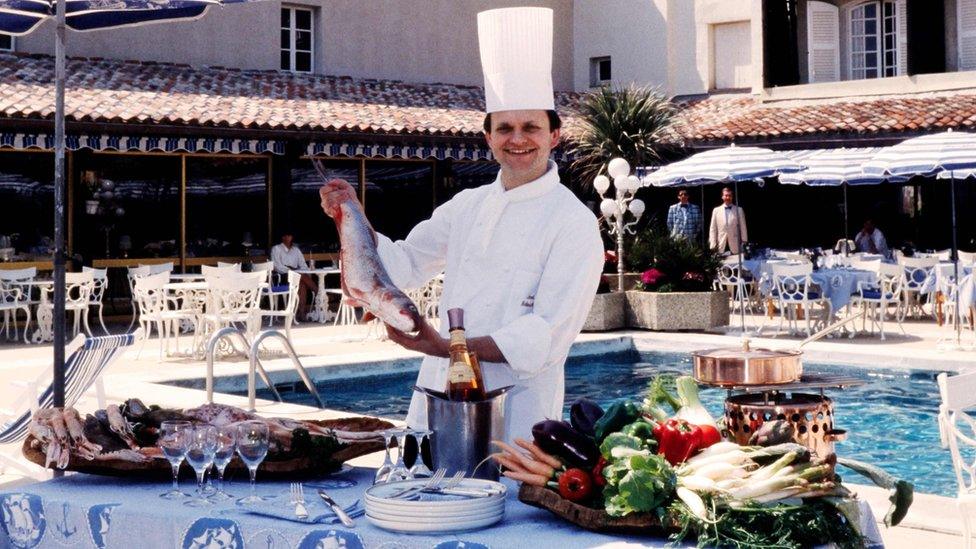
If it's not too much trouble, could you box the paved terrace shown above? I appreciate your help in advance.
[1,316,973,548]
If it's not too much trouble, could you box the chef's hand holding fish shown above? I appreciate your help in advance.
[317,176,424,336]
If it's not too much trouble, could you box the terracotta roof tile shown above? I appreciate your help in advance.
[3,53,976,147]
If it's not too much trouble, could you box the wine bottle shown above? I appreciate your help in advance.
[445,308,487,401]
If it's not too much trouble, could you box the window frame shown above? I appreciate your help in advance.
[848,0,898,80]
[589,56,612,87]
[280,6,314,74]
[0,34,14,52]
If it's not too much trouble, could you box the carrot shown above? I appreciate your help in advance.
[492,441,554,478]
[491,452,526,473]
[514,437,563,469]
[503,470,549,487]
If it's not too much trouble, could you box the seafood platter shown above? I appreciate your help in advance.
[23,399,392,478]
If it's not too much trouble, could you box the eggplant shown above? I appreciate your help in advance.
[532,419,600,469]
[569,398,604,438]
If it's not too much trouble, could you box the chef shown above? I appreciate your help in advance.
[318,7,603,441]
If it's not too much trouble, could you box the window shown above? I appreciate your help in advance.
[589,56,611,86]
[0,34,12,52]
[281,7,313,73]
[850,1,898,79]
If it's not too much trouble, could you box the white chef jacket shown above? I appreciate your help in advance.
[375,161,604,441]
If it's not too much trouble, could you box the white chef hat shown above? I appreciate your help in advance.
[477,7,555,113]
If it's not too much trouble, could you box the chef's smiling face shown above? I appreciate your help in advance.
[485,109,560,189]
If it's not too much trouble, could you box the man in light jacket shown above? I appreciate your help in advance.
[709,186,748,254]
[317,7,603,442]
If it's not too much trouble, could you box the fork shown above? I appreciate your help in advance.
[388,468,446,499]
[290,482,309,520]
[443,471,465,489]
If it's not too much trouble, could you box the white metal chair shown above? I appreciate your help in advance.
[254,271,300,341]
[716,259,758,314]
[201,264,241,277]
[0,329,143,476]
[771,262,831,337]
[132,271,184,360]
[0,268,35,343]
[960,251,976,265]
[938,371,976,549]
[201,273,263,339]
[935,263,961,327]
[850,262,904,340]
[38,272,94,338]
[126,265,151,330]
[81,266,110,335]
[899,256,938,319]
[216,261,242,270]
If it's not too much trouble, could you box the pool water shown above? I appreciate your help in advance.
[248,350,958,497]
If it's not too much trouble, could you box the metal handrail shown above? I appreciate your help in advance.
[249,330,325,411]
[205,326,282,410]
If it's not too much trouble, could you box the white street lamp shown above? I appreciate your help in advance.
[594,157,646,292]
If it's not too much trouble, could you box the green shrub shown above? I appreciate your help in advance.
[626,225,721,292]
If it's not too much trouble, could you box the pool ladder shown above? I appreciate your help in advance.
[205,326,325,412]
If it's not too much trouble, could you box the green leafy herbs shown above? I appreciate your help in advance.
[602,452,676,517]
[286,428,346,473]
[669,498,865,549]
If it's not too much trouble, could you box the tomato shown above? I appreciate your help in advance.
[557,468,593,502]
[698,424,723,448]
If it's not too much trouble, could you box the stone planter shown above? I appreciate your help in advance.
[582,292,625,331]
[624,290,729,331]
[612,273,642,292]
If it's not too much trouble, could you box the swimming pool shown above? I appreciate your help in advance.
[243,350,956,497]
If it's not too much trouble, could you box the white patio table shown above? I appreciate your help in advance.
[296,267,341,323]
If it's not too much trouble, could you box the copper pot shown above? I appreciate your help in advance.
[692,340,802,386]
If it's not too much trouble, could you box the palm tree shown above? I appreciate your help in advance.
[568,85,679,188]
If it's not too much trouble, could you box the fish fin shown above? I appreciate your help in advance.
[311,159,330,181]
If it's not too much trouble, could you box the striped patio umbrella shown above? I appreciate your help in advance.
[0,0,263,411]
[780,148,910,253]
[641,144,803,333]
[643,144,804,188]
[863,130,976,346]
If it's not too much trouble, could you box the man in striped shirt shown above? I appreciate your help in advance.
[666,189,702,242]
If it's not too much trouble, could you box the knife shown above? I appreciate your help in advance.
[317,489,355,527]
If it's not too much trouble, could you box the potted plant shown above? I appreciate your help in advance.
[624,226,728,331]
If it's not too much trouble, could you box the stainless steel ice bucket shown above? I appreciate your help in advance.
[418,386,512,481]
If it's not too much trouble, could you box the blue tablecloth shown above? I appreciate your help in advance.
[0,467,683,549]
[810,269,880,312]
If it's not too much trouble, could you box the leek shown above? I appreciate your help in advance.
[674,376,718,429]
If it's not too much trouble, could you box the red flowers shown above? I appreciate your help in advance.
[641,268,665,286]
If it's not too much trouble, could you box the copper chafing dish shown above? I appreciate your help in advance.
[692,339,802,386]
[724,392,847,459]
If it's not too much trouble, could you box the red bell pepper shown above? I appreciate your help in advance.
[652,418,703,465]
[591,456,608,487]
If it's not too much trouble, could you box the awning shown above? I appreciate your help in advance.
[305,141,574,162]
[0,132,287,155]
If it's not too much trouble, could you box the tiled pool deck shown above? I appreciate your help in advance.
[1,315,973,548]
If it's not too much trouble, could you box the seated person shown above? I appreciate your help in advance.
[270,232,317,320]
[853,219,888,257]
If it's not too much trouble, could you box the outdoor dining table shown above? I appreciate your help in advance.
[744,262,877,314]
[296,267,341,324]
[0,466,884,549]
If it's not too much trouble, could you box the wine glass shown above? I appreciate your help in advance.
[236,421,270,504]
[184,425,219,507]
[209,425,237,501]
[158,420,192,499]
[388,428,414,482]
[408,429,434,478]
[373,429,397,484]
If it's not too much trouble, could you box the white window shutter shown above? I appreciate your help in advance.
[807,0,840,82]
[896,0,907,75]
[960,0,976,71]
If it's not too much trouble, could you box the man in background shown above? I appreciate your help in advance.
[854,219,888,256]
[709,187,748,254]
[270,232,317,320]
[667,189,702,242]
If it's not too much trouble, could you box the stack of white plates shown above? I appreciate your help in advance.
[364,478,507,534]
